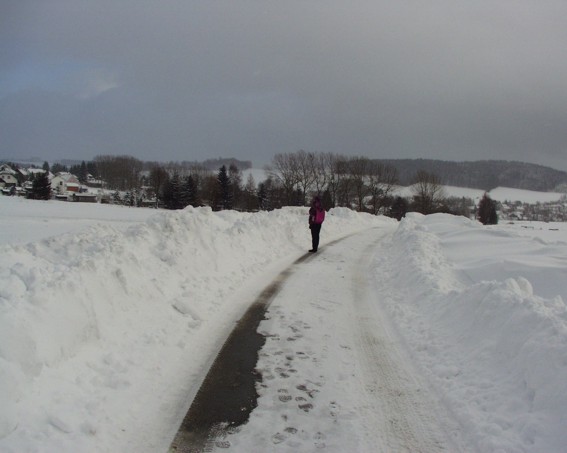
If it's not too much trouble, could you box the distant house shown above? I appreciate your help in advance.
[85,174,103,188]
[0,165,56,195]
[0,165,18,188]
[51,172,80,195]
[0,174,17,188]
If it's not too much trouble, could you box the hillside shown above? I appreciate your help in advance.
[377,159,567,192]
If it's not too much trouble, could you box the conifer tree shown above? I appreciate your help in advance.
[477,193,498,225]
[321,189,333,210]
[217,165,232,210]
[389,196,409,221]
[162,173,184,210]
[87,161,98,179]
[183,175,200,207]
[257,182,269,211]
[112,191,122,204]
[124,191,135,206]
[31,171,52,200]
[78,161,88,184]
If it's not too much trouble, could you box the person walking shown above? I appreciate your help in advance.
[308,196,325,252]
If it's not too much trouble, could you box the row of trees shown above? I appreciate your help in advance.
[142,151,466,218]
[264,151,465,217]
[145,163,259,211]
[265,151,399,214]
[32,152,448,216]
[15,151,499,224]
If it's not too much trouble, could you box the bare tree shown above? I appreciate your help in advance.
[367,162,399,214]
[323,153,345,208]
[200,174,218,208]
[242,173,258,211]
[95,155,143,191]
[312,152,332,201]
[265,152,300,205]
[411,170,446,214]
[349,156,371,211]
[264,151,398,213]
[149,165,169,207]
[335,156,354,208]
[295,150,318,204]
[228,164,243,209]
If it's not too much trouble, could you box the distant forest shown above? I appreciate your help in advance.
[377,159,567,192]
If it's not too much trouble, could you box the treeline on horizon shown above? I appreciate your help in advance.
[16,151,505,220]
[382,158,567,192]
[8,154,566,193]
[4,152,562,222]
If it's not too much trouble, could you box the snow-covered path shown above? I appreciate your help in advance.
[213,228,469,452]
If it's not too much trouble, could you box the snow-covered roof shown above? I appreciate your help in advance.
[52,172,79,182]
[27,168,47,175]
[0,165,17,175]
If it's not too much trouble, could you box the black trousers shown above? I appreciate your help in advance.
[310,223,321,251]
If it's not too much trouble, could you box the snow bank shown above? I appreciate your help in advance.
[0,201,387,452]
[382,213,567,452]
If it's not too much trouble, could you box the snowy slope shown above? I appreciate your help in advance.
[379,214,567,452]
[1,195,567,452]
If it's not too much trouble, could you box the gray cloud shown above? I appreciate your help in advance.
[2,1,567,170]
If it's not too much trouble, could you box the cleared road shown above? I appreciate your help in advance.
[170,228,471,452]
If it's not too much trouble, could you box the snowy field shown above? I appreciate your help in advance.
[1,194,567,452]
[246,168,567,205]
[393,184,566,204]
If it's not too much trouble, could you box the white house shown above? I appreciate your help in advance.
[0,165,18,188]
[51,172,80,195]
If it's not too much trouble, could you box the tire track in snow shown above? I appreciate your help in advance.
[351,232,468,452]
[352,237,446,451]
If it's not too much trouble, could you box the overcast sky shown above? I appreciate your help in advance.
[2,1,567,170]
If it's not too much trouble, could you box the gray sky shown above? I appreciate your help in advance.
[2,1,567,170]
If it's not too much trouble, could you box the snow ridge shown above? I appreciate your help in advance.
[383,213,567,452]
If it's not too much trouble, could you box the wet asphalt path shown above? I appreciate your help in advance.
[168,251,318,452]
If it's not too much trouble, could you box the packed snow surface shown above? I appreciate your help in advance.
[1,195,566,452]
